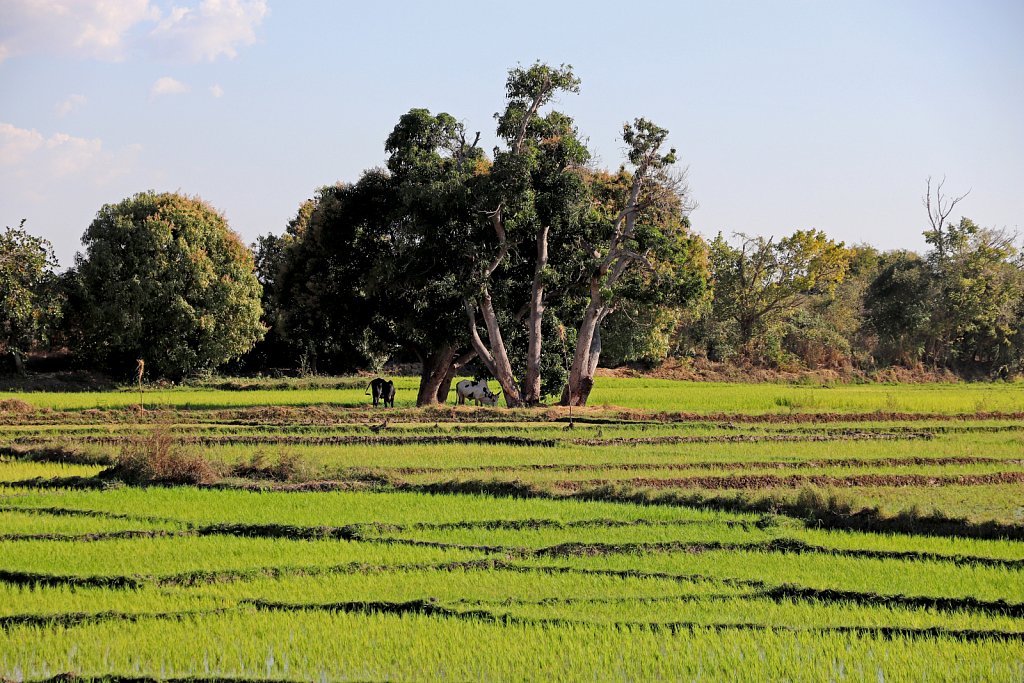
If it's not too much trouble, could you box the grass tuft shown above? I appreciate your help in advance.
[108,423,219,485]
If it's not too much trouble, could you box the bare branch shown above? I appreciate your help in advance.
[923,175,971,232]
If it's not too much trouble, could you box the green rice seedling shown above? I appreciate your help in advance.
[0,536,491,581]
[1,610,1022,681]
[0,583,227,619]
[0,510,186,538]
[360,519,778,550]
[467,594,1024,635]
[0,459,104,482]
[519,549,1024,603]
[186,567,750,606]
[0,487,759,528]
[3,376,1024,413]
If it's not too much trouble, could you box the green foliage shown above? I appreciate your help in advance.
[925,219,1022,374]
[865,251,933,366]
[71,191,265,379]
[601,303,680,366]
[0,220,60,361]
[699,230,852,361]
[864,220,1024,376]
[276,110,479,379]
[781,310,852,370]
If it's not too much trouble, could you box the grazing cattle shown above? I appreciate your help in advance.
[455,379,500,406]
[366,377,396,408]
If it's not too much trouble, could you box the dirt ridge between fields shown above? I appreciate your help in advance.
[556,471,1024,491]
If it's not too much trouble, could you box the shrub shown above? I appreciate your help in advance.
[112,424,218,485]
[230,450,309,482]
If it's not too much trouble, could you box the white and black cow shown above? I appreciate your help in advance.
[455,379,500,406]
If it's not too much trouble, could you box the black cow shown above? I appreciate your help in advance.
[366,377,396,408]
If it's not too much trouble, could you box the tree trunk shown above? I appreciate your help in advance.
[416,345,458,407]
[561,320,603,406]
[466,293,523,407]
[562,284,607,406]
[10,350,27,376]
[436,349,477,404]
[522,225,549,405]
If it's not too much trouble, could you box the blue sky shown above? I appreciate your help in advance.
[2,0,1022,267]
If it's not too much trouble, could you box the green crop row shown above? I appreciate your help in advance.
[0,509,185,538]
[4,376,1024,413]
[1,609,1021,682]
[0,535,487,580]
[518,549,1024,603]
[0,487,756,527]
[363,519,1024,563]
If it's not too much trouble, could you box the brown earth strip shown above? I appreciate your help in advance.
[635,411,1024,424]
[23,675,297,683]
[556,472,1024,491]
[182,521,1024,570]
[0,529,191,542]
[573,432,934,446]
[0,569,141,589]
[355,536,1024,571]
[393,455,1015,476]
[0,445,108,465]
[0,608,227,632]
[764,424,1024,435]
[10,434,558,448]
[2,476,110,490]
[5,430,938,452]
[529,539,1024,570]
[400,480,1024,541]
[4,405,1024,428]
[764,584,1024,619]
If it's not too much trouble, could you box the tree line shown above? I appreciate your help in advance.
[2,64,1022,404]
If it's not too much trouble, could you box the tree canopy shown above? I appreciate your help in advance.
[0,220,60,371]
[70,191,265,379]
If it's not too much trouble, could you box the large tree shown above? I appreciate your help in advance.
[560,120,708,405]
[274,63,708,405]
[0,220,60,373]
[924,217,1021,374]
[71,191,265,379]
[275,110,482,404]
[463,62,589,406]
[709,229,851,349]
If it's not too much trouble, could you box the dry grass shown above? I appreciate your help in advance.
[111,423,218,485]
[0,398,34,414]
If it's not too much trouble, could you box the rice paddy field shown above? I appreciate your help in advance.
[1,377,1023,681]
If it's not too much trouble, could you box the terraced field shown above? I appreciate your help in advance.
[1,379,1022,680]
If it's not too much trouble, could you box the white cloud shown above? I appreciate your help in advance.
[150,0,268,62]
[0,121,136,182]
[0,122,44,165]
[0,0,268,64]
[55,93,87,117]
[150,76,189,99]
[0,0,158,62]
[45,132,103,176]
[209,83,224,98]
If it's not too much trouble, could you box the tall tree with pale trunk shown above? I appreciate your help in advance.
[465,62,589,406]
[561,119,707,406]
